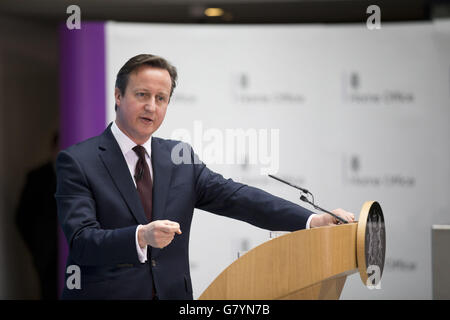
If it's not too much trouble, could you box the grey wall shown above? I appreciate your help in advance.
[0,15,58,299]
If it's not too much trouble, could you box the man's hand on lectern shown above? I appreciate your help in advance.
[310,208,355,228]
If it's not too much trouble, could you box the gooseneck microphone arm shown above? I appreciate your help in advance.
[268,174,348,224]
[268,174,310,194]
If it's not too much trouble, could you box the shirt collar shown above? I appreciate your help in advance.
[111,121,152,158]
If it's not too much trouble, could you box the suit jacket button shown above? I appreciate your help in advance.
[151,259,156,267]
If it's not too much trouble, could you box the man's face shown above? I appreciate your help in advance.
[115,65,172,145]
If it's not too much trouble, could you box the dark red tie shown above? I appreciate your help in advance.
[133,145,153,223]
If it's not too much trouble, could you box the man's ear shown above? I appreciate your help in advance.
[114,88,121,107]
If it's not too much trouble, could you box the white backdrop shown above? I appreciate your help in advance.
[105,20,450,299]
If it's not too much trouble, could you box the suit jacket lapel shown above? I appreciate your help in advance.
[98,125,148,225]
[151,137,173,222]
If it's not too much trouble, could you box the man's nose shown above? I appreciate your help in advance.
[144,98,156,112]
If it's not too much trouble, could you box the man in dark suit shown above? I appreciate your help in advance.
[56,54,354,300]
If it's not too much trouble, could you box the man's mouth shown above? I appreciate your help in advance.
[140,116,153,123]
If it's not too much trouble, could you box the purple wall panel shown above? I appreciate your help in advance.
[58,22,106,297]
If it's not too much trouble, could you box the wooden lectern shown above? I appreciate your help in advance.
[199,201,385,300]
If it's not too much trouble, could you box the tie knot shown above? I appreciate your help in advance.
[132,145,147,160]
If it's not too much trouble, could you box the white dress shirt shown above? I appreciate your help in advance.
[305,213,316,229]
[111,121,150,263]
[111,121,315,264]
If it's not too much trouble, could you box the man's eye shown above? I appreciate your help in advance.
[157,96,166,102]
[136,92,146,98]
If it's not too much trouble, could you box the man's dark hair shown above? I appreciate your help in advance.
[115,54,178,111]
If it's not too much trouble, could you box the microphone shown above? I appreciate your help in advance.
[268,174,348,224]
[268,174,310,195]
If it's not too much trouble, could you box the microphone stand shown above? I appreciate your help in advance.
[268,174,348,224]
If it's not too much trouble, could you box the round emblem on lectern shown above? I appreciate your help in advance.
[356,201,386,289]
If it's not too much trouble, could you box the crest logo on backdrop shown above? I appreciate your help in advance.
[343,71,415,105]
[343,154,415,188]
[232,73,306,105]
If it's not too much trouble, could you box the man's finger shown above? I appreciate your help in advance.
[168,221,182,234]
[159,224,182,234]
[162,220,179,226]
[153,220,181,234]
[345,212,355,222]
[331,209,355,223]
[162,220,182,232]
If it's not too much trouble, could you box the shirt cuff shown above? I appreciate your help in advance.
[135,225,148,263]
[305,214,317,229]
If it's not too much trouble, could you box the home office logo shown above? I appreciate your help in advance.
[343,71,414,105]
[384,257,417,272]
[232,73,305,105]
[343,154,415,187]
[350,72,360,90]
[239,73,249,90]
[350,154,361,172]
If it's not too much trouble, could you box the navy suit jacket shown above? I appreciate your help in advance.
[55,123,314,299]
